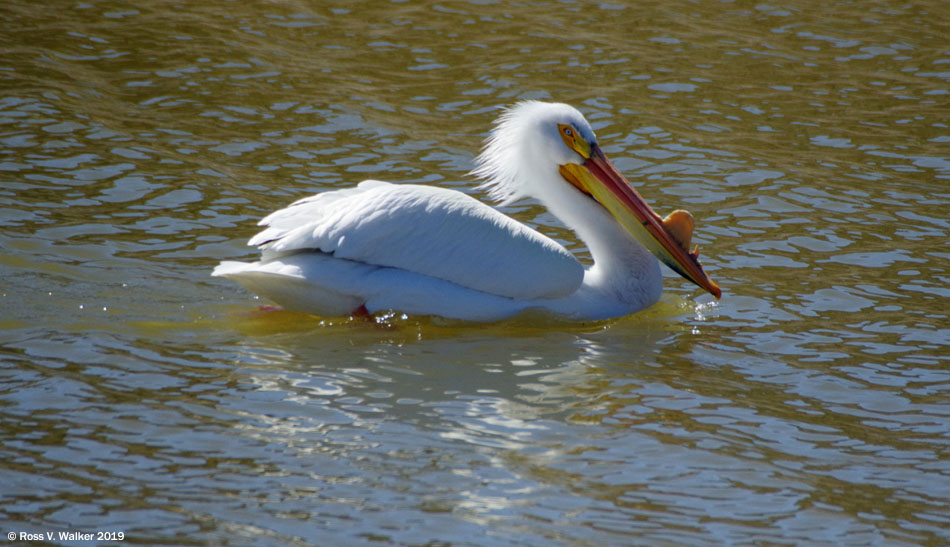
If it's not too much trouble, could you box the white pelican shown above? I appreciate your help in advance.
[213,101,720,321]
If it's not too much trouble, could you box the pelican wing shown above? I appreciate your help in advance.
[246,180,584,300]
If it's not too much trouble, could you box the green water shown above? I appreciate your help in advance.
[1,0,948,544]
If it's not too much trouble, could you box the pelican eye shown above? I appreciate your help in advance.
[557,123,591,159]
[558,124,576,142]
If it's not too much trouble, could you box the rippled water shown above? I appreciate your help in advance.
[2,0,949,544]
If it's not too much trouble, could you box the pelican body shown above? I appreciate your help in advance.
[213,101,720,321]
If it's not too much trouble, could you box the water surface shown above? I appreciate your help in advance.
[2,0,949,544]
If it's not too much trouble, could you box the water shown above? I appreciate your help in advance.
[2,0,949,544]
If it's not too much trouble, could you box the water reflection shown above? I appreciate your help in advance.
[205,302,949,543]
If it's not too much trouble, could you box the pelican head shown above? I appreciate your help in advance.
[473,101,721,299]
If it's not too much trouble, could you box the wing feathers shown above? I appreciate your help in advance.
[247,182,583,300]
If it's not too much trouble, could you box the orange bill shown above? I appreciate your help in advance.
[559,146,721,298]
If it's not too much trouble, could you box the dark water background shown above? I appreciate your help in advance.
[2,0,948,544]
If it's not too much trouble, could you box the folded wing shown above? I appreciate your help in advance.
[245,180,584,300]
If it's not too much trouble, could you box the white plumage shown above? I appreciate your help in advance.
[214,101,720,321]
[246,180,583,300]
